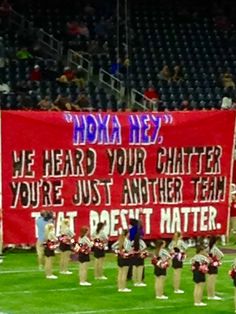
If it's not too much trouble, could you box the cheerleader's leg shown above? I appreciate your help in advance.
[194,283,200,304]
[94,257,99,278]
[207,274,216,298]
[121,266,129,289]
[155,276,164,297]
[79,262,86,283]
[45,256,52,276]
[118,267,123,290]
[199,282,205,303]
[133,266,138,284]
[60,251,65,272]
[65,250,71,271]
[98,257,105,277]
[173,268,181,291]
[137,266,144,284]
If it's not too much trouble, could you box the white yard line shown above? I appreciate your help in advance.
[0,258,235,274]
[57,306,175,314]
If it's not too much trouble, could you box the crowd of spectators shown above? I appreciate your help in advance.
[0,0,236,112]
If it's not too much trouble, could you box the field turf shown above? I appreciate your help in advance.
[0,247,235,314]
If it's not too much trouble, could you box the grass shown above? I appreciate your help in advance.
[0,247,235,314]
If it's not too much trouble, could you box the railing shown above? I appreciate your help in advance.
[131,88,157,111]
[9,9,62,59]
[99,69,125,98]
[38,29,63,58]
[67,49,92,80]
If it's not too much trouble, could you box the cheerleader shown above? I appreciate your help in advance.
[91,222,108,280]
[152,240,171,299]
[112,229,132,292]
[191,245,210,306]
[77,226,93,286]
[207,236,224,300]
[132,232,148,287]
[44,223,58,279]
[59,218,74,275]
[168,232,188,294]
[229,258,236,312]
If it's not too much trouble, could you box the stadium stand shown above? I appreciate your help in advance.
[0,0,236,111]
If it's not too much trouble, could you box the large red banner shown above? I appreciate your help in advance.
[1,110,235,244]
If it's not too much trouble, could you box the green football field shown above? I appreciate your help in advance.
[0,248,235,314]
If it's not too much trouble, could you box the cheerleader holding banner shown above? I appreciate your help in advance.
[44,223,59,279]
[152,240,171,300]
[207,236,224,300]
[59,218,75,275]
[168,232,188,294]
[191,245,210,307]
[91,222,108,280]
[112,229,133,292]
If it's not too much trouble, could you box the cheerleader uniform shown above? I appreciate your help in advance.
[78,235,93,263]
[230,261,236,287]
[132,239,148,267]
[191,254,209,284]
[207,245,224,300]
[59,230,74,252]
[208,245,224,275]
[169,239,188,269]
[44,230,58,279]
[112,238,133,267]
[153,248,171,277]
[44,232,58,257]
[92,230,108,259]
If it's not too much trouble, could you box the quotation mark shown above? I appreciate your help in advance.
[162,114,173,124]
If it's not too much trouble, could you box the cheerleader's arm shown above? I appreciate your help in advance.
[213,246,224,259]
[48,231,58,241]
[123,239,132,252]
[111,241,119,251]
[139,239,147,250]
[181,240,189,251]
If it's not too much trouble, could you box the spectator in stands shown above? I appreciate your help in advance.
[16,47,33,60]
[74,65,86,89]
[172,65,183,83]
[75,92,91,111]
[110,58,122,76]
[37,96,55,111]
[57,66,82,87]
[78,22,90,39]
[67,21,80,36]
[30,65,42,82]
[220,71,235,89]
[180,98,191,111]
[144,86,159,110]
[158,65,171,81]
[0,79,10,94]
[221,91,233,109]
[54,94,74,111]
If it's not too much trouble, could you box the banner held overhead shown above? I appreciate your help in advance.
[1,110,236,244]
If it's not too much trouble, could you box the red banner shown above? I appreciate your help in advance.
[1,110,235,244]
